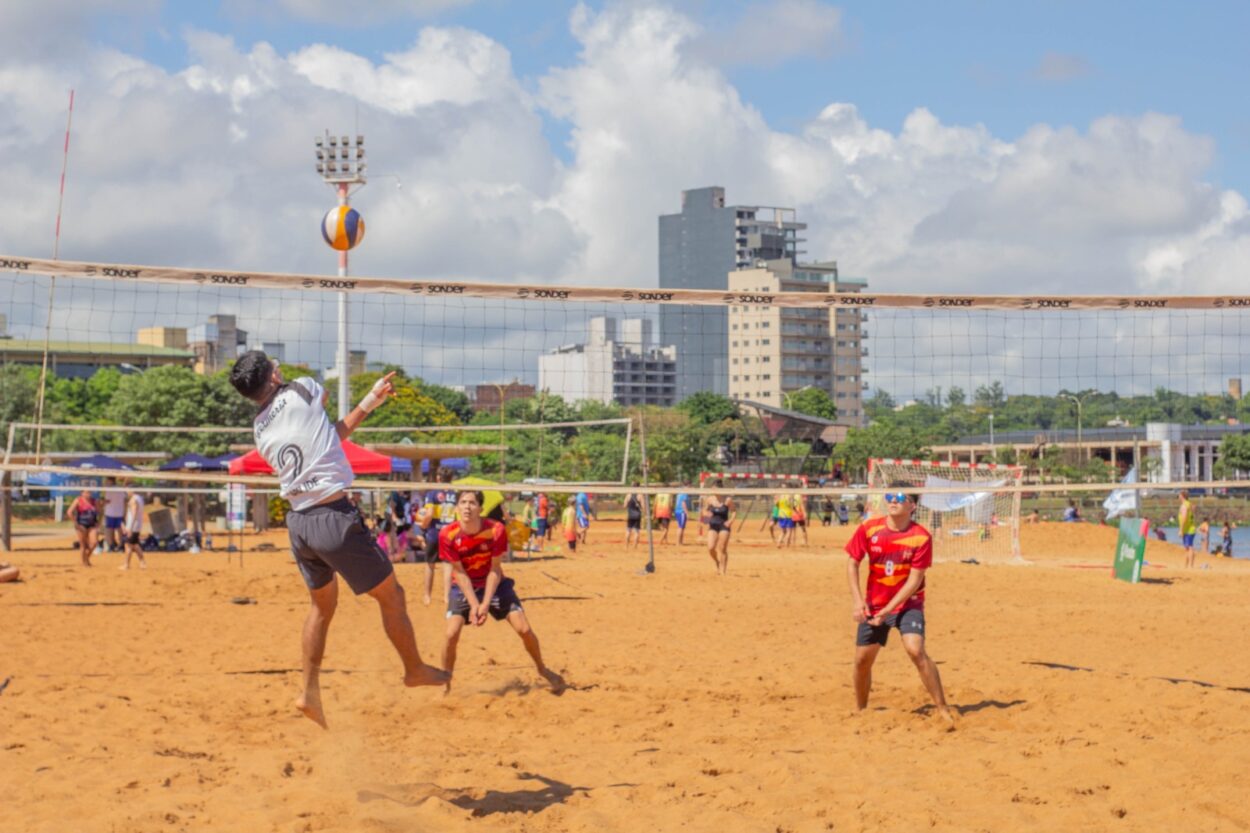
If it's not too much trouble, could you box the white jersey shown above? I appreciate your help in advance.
[103,488,126,519]
[253,377,353,512]
[125,494,145,533]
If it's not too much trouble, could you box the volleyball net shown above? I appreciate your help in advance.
[6,254,1250,543]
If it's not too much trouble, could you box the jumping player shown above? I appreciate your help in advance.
[845,485,954,727]
[229,352,447,727]
[440,490,564,691]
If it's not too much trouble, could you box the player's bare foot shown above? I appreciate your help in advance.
[936,707,957,731]
[540,668,566,694]
[296,692,328,729]
[404,664,450,688]
[118,565,129,571]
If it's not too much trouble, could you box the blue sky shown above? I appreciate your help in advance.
[92,1,1250,194]
[3,0,1249,393]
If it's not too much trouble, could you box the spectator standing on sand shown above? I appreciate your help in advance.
[1178,490,1198,569]
[120,489,147,571]
[1221,520,1233,558]
[101,479,126,553]
[71,489,99,568]
[1198,518,1210,554]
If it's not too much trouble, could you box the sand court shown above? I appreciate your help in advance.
[2,521,1249,832]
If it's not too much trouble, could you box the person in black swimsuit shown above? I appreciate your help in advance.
[703,481,735,575]
[71,489,100,568]
[624,486,643,549]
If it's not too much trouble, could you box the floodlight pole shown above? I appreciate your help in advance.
[336,183,350,420]
[315,130,367,420]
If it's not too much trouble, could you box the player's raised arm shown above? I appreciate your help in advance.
[335,371,396,439]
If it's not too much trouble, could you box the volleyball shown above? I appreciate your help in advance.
[321,205,365,251]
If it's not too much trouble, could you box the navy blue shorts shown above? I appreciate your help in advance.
[856,609,926,646]
[422,524,442,564]
[1182,532,1196,548]
[675,511,687,529]
[535,518,548,535]
[447,576,523,622]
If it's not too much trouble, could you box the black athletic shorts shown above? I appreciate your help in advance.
[422,524,442,564]
[447,576,523,622]
[626,517,641,530]
[287,497,393,595]
[656,517,671,530]
[126,532,141,546]
[856,608,926,646]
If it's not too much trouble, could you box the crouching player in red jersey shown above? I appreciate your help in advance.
[845,484,955,728]
[440,490,565,692]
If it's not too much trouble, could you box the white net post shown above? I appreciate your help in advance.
[868,458,1024,562]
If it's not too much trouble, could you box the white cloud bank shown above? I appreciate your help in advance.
[0,1,1247,390]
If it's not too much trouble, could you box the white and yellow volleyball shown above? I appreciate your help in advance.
[321,205,365,251]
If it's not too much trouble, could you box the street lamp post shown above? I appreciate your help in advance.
[492,382,506,479]
[1062,393,1087,461]
[315,130,366,419]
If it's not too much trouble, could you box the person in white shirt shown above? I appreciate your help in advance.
[102,479,126,553]
[120,490,147,570]
[229,351,447,728]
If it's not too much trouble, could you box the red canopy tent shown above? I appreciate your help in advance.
[228,440,394,476]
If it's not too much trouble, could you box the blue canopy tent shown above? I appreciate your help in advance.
[390,456,413,475]
[160,453,229,472]
[423,457,469,474]
[65,454,136,471]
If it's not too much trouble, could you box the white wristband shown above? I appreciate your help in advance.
[359,391,383,413]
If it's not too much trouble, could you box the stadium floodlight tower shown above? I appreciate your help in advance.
[315,130,367,419]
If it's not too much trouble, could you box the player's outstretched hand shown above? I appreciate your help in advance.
[359,371,398,413]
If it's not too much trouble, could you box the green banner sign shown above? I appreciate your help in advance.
[1113,517,1148,583]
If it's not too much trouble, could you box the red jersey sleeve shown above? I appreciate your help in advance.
[912,530,933,570]
[438,524,458,563]
[489,520,507,558]
[845,522,869,561]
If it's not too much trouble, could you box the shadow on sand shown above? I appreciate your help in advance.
[358,772,590,817]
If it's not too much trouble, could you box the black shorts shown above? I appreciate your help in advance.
[856,609,926,647]
[126,532,141,546]
[626,517,641,530]
[447,576,523,622]
[422,525,442,564]
[656,517,671,530]
[286,497,394,595]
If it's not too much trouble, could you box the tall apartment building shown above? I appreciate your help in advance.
[187,315,248,374]
[727,259,867,426]
[659,186,806,400]
[539,317,677,407]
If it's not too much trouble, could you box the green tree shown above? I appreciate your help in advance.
[787,387,837,420]
[1215,434,1250,478]
[676,391,738,425]
[104,365,253,456]
[834,422,932,478]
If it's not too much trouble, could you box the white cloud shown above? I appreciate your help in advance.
[2,1,1249,395]
[1033,51,1092,82]
[689,0,844,68]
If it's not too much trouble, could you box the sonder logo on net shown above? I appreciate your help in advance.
[0,259,32,271]
[1022,298,1071,309]
[727,293,774,304]
[838,296,876,306]
[194,273,249,286]
[622,291,674,302]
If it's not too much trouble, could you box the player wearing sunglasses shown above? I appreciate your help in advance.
[845,484,955,728]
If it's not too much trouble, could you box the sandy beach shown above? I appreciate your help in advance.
[3,520,1249,832]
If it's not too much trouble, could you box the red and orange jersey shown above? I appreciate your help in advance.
[439,518,507,588]
[845,517,933,614]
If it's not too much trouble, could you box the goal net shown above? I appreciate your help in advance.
[868,458,1023,562]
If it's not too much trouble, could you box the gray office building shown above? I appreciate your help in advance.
[659,186,806,400]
